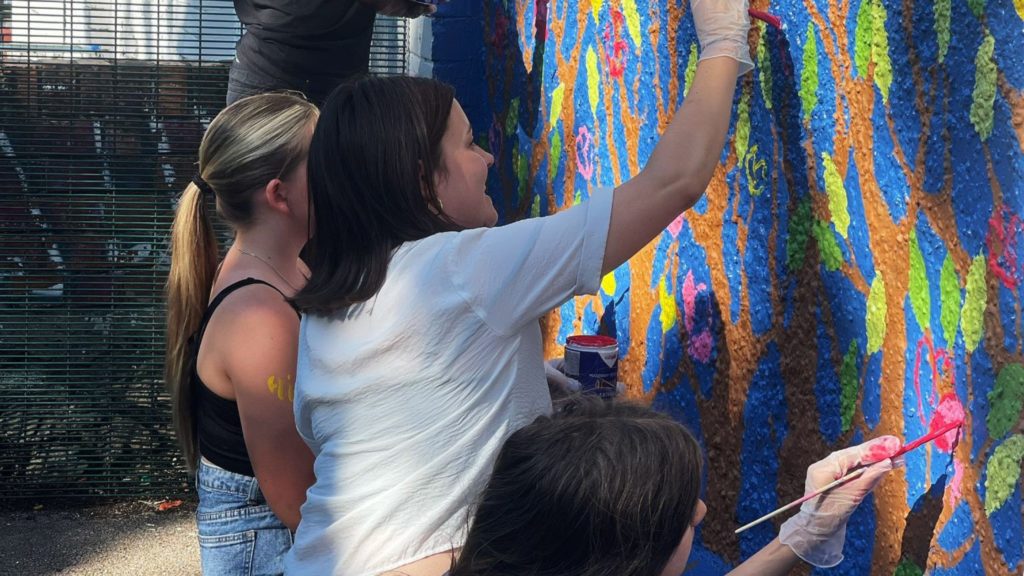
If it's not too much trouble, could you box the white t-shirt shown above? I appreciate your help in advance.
[285,187,614,576]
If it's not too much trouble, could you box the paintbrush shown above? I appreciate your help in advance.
[748,9,782,30]
[734,420,963,534]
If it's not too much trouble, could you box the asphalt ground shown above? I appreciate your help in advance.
[0,499,199,576]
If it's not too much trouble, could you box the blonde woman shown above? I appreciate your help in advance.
[165,92,317,575]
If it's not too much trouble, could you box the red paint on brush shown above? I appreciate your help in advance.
[749,9,782,30]
[929,393,965,453]
[865,436,902,462]
[890,419,963,462]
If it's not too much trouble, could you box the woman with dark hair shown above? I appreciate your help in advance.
[288,2,762,574]
[448,401,900,576]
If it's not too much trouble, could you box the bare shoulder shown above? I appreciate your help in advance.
[211,282,300,337]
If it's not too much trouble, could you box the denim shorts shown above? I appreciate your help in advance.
[196,458,292,576]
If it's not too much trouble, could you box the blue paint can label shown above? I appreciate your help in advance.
[564,335,618,399]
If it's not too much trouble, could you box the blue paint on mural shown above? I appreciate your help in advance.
[938,500,974,551]
[838,152,876,284]
[815,305,842,442]
[991,480,1023,569]
[863,349,882,430]
[642,306,663,394]
[737,345,787,558]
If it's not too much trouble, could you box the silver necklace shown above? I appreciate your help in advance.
[232,245,301,292]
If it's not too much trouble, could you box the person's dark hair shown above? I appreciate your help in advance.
[294,75,459,314]
[450,399,704,576]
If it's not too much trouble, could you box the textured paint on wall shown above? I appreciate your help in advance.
[434,0,1024,573]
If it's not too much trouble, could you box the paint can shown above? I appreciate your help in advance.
[564,335,618,399]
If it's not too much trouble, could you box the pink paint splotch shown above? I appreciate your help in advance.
[576,126,594,181]
[929,393,964,453]
[682,271,713,363]
[667,213,686,238]
[912,334,954,427]
[602,9,628,79]
[986,205,1023,290]
[947,458,964,506]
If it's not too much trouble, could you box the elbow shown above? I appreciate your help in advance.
[642,167,709,213]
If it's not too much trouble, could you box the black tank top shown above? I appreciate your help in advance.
[232,0,376,89]
[190,278,300,477]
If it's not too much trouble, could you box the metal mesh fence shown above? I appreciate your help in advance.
[0,0,406,500]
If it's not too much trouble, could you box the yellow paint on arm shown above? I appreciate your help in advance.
[266,374,296,403]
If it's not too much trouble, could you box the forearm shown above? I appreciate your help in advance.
[642,56,740,209]
[602,56,740,274]
[726,537,802,576]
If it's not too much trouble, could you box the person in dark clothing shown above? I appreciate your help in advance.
[228,0,436,106]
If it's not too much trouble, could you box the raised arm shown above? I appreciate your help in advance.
[602,0,753,274]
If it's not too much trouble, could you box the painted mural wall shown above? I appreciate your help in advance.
[431,0,1024,574]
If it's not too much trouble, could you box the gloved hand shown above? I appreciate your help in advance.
[544,358,626,398]
[778,436,902,567]
[690,0,754,76]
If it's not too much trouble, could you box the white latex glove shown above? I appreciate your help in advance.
[778,436,901,567]
[690,0,754,76]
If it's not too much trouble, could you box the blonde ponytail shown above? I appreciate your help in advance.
[163,92,318,472]
[165,183,218,471]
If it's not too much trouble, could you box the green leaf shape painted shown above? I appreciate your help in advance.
[855,0,872,79]
[530,194,541,218]
[757,21,774,110]
[787,199,813,272]
[736,89,751,165]
[961,254,987,352]
[935,0,951,64]
[513,148,529,201]
[987,364,1024,440]
[841,341,860,433]
[622,0,641,50]
[800,23,819,120]
[970,34,997,141]
[822,153,851,239]
[506,98,520,135]
[549,83,565,128]
[586,48,600,119]
[984,434,1024,516]
[854,0,892,102]
[908,230,931,331]
[894,558,926,576]
[866,273,888,354]
[813,220,844,272]
[549,130,562,182]
[685,43,699,97]
[940,255,961,347]
[871,0,893,103]
[969,0,986,17]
